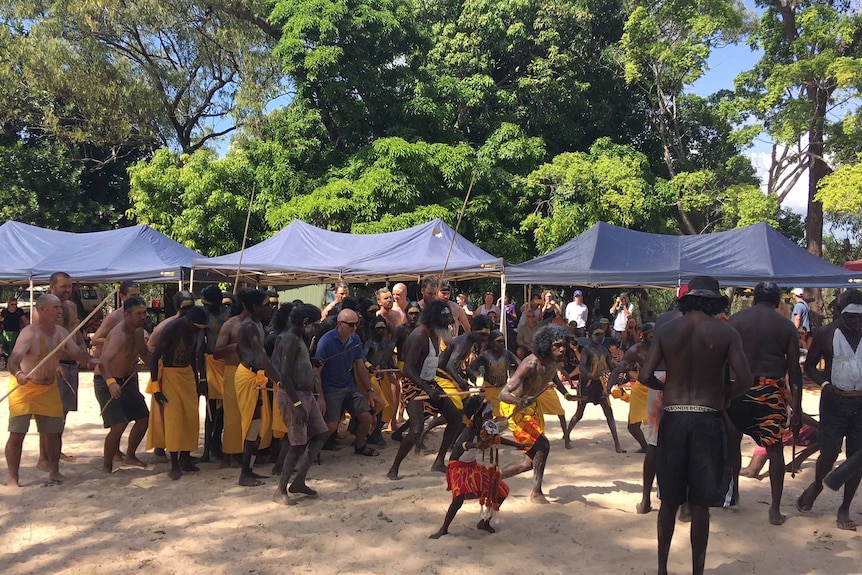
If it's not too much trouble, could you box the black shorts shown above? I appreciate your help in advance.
[818,393,862,460]
[656,409,733,508]
[322,386,371,424]
[94,374,149,428]
[581,380,606,405]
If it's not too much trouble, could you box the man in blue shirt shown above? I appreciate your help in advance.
[791,288,810,333]
[317,308,384,456]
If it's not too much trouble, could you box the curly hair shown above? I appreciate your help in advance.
[677,294,729,316]
[471,313,492,332]
[839,288,862,311]
[420,299,451,330]
[290,303,321,327]
[239,288,266,312]
[532,324,569,359]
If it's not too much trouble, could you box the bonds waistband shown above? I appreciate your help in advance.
[664,405,717,413]
[59,359,76,365]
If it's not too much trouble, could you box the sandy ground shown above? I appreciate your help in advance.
[0,371,859,575]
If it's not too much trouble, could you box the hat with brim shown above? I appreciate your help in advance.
[683,276,724,299]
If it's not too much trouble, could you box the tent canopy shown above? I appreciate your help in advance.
[0,221,207,284]
[192,219,504,285]
[507,221,860,288]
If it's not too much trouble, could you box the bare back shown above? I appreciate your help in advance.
[214,314,244,366]
[728,303,800,381]
[641,311,751,410]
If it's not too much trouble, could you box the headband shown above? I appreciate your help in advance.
[842,303,862,314]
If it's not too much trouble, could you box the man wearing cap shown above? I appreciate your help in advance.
[567,325,625,453]
[791,288,810,333]
[565,290,588,337]
[726,282,802,525]
[796,288,862,531]
[638,276,751,575]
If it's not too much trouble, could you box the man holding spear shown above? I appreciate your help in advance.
[5,294,96,486]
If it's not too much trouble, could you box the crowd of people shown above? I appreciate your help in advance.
[4,271,862,575]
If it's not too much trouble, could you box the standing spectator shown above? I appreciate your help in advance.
[540,290,562,320]
[610,292,634,339]
[791,288,810,333]
[499,295,517,330]
[476,292,500,317]
[564,290,588,336]
[456,293,473,318]
[1,297,29,359]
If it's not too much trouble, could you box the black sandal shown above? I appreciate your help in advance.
[354,445,379,457]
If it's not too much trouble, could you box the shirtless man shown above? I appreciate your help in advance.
[91,281,141,353]
[234,289,281,487]
[376,287,404,333]
[213,291,251,467]
[150,305,207,480]
[387,299,462,479]
[796,288,862,531]
[95,296,151,473]
[438,314,492,399]
[499,324,570,504]
[567,326,625,453]
[392,283,409,315]
[36,272,83,465]
[638,276,751,575]
[389,301,421,436]
[439,281,471,335]
[469,330,520,417]
[197,285,229,463]
[726,282,802,526]
[272,303,329,505]
[5,294,95,486]
[608,323,656,455]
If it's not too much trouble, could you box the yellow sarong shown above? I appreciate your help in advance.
[356,363,390,417]
[500,400,545,452]
[482,385,503,417]
[628,381,648,424]
[145,368,165,451]
[161,366,199,452]
[222,364,243,454]
[536,388,565,416]
[235,364,273,450]
[8,375,63,419]
[271,384,287,439]
[205,354,225,401]
[435,372,464,410]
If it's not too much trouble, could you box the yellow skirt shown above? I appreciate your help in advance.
[9,375,63,419]
[161,366,199,452]
[222,365,243,454]
[435,373,464,410]
[204,354,225,401]
[235,364,273,450]
[628,381,648,424]
[482,385,503,417]
[536,388,565,416]
[500,400,545,451]
[145,367,165,451]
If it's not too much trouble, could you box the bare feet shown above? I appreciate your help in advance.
[636,501,652,514]
[238,474,265,487]
[249,470,267,479]
[564,440,573,450]
[6,477,21,487]
[429,529,447,539]
[59,453,76,463]
[614,445,627,454]
[36,460,50,472]
[272,491,295,506]
[124,455,147,468]
[530,492,550,504]
[634,447,646,454]
[837,509,857,531]
[48,471,67,482]
[289,483,318,497]
[150,454,169,464]
[102,465,114,474]
[769,508,786,525]
[430,462,447,473]
[796,484,821,513]
[386,470,401,480]
[477,519,496,533]
[179,462,200,473]
[169,468,182,480]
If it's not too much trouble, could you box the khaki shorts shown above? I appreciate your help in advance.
[9,414,65,434]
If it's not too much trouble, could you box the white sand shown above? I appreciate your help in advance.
[0,371,859,575]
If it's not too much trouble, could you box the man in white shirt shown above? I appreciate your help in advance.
[610,292,634,339]
[565,290,588,337]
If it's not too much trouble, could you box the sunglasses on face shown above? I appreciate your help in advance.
[340,321,359,328]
